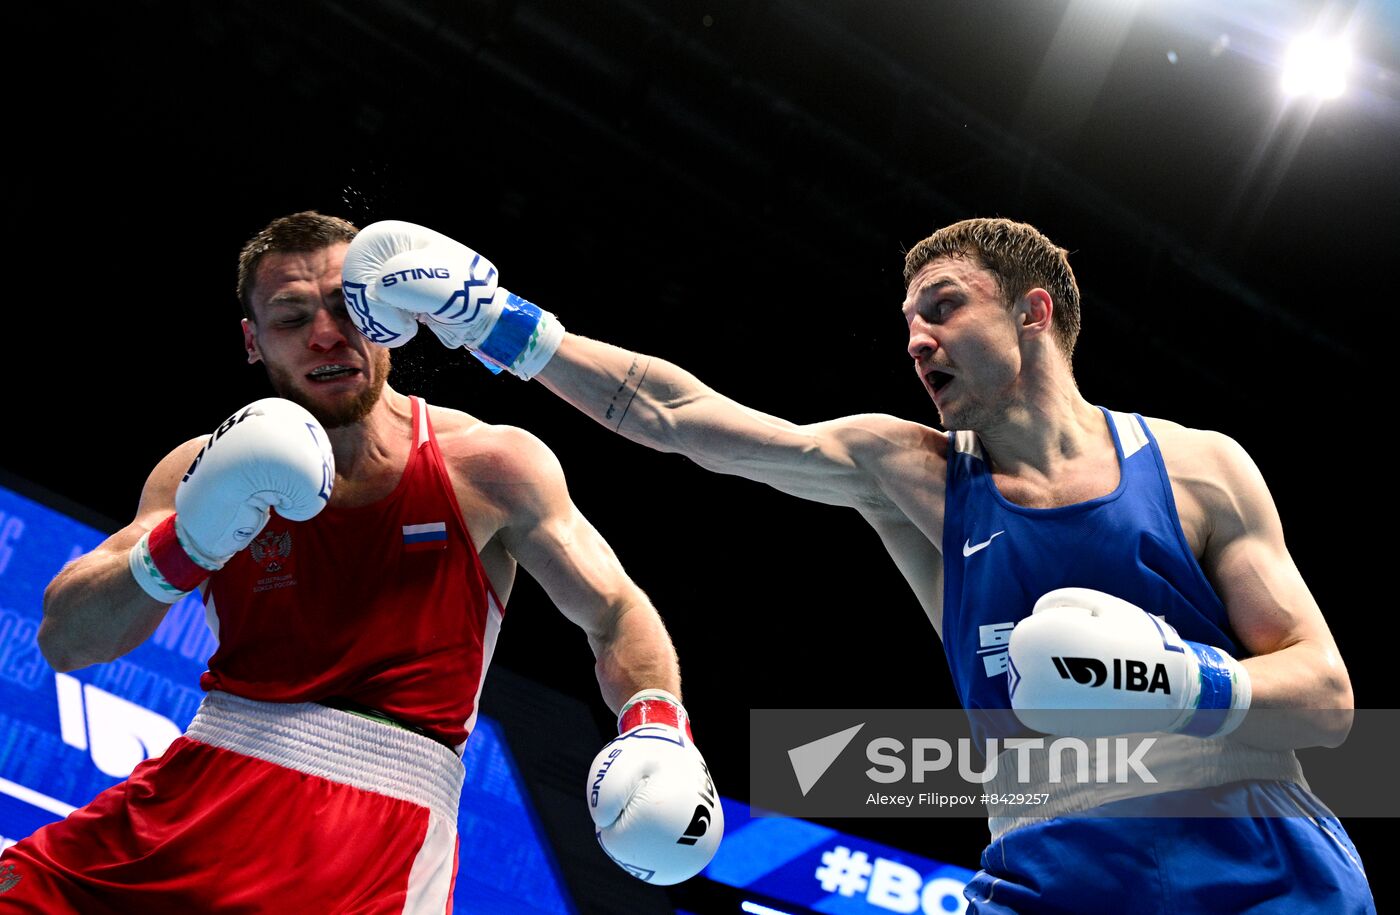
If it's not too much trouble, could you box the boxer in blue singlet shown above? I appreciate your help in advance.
[347,216,1375,913]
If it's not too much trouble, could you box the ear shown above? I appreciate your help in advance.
[242,318,262,364]
[1016,288,1054,341]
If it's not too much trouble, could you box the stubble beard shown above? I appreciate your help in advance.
[936,388,1008,433]
[264,347,392,429]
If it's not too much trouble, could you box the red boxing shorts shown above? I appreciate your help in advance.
[0,691,464,913]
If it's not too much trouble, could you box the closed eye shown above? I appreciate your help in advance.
[917,300,953,324]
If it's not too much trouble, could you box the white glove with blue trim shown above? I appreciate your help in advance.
[340,220,563,380]
[1008,587,1252,738]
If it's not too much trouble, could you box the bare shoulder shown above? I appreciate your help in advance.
[1140,414,1203,449]
[836,414,950,507]
[1140,415,1268,531]
[823,413,947,466]
[1141,415,1252,479]
[817,413,948,518]
[428,404,565,498]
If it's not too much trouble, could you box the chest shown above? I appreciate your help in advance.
[986,456,1210,559]
[328,467,403,508]
[990,463,1118,511]
[327,449,501,551]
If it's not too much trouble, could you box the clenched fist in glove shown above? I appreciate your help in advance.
[1008,587,1252,739]
[341,220,563,380]
[586,689,723,885]
[128,398,334,602]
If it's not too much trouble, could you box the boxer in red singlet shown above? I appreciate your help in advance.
[0,213,719,912]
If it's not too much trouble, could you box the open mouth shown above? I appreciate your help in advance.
[307,364,360,383]
[926,370,954,394]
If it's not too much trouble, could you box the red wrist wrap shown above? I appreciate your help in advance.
[148,514,211,593]
[619,697,694,742]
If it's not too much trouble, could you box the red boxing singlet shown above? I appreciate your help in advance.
[201,396,503,749]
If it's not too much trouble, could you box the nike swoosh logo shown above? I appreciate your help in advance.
[963,531,1005,557]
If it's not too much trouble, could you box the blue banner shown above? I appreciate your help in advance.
[704,798,974,914]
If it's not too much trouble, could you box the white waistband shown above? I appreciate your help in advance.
[985,733,1308,840]
[186,691,464,824]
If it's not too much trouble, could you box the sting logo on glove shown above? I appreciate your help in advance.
[341,221,566,379]
[590,747,623,807]
[379,266,451,286]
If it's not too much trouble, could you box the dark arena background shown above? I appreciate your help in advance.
[3,1,1395,912]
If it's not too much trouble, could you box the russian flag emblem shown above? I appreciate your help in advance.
[402,522,449,552]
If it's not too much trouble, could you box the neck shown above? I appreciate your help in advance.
[323,386,413,480]
[974,368,1105,476]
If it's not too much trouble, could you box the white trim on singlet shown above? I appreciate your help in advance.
[415,396,432,448]
[951,429,985,460]
[1110,409,1150,459]
[186,690,464,825]
[203,591,221,639]
[460,592,504,749]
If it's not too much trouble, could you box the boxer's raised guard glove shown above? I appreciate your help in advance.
[128,398,334,602]
[340,220,564,380]
[586,689,723,885]
[1008,587,1252,739]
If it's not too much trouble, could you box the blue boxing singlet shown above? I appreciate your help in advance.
[941,407,1239,740]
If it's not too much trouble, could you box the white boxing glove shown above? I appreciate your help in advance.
[587,689,723,885]
[1008,587,1252,739]
[128,398,334,602]
[340,220,564,380]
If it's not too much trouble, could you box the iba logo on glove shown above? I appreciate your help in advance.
[588,722,724,885]
[678,761,718,846]
[1052,656,1171,694]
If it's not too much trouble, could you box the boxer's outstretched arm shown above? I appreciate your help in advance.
[342,223,915,511]
[537,333,908,509]
[1197,433,1354,749]
[480,426,681,713]
[39,439,205,671]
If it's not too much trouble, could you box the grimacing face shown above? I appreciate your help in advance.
[902,255,1025,431]
[242,243,391,429]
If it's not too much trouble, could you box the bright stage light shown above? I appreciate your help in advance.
[1281,32,1352,100]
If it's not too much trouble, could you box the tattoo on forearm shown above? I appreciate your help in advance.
[604,355,651,429]
[602,356,638,421]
